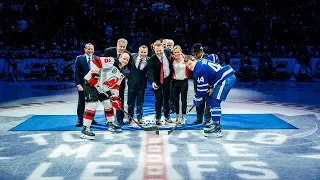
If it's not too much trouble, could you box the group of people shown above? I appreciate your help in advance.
[74,38,236,140]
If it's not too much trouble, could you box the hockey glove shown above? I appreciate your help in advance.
[88,72,100,86]
[111,96,122,110]
[193,96,203,107]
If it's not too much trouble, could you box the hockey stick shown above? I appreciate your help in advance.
[95,85,158,131]
[156,105,196,135]
[118,107,159,131]
[11,71,17,84]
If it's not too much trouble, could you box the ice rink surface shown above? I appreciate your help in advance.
[0,80,320,180]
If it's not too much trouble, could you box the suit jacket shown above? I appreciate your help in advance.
[147,48,173,85]
[103,47,132,71]
[74,54,97,86]
[127,54,149,89]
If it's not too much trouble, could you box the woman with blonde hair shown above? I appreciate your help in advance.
[171,45,189,124]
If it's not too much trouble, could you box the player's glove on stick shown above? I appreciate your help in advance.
[111,96,122,110]
[193,96,203,107]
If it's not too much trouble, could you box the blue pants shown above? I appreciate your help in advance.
[209,75,236,123]
[212,75,236,101]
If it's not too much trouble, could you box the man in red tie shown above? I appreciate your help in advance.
[147,40,173,125]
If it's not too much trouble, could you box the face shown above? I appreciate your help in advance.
[119,53,130,66]
[167,42,174,50]
[117,42,127,53]
[139,48,148,59]
[186,60,196,71]
[173,48,182,58]
[154,46,164,56]
[84,44,94,56]
[162,40,167,48]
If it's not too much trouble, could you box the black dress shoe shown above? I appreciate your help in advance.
[76,120,83,127]
[192,120,202,125]
[92,119,98,125]
[156,120,161,125]
[117,119,125,125]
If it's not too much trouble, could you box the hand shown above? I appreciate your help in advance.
[77,85,84,91]
[111,96,122,110]
[91,72,100,80]
[88,72,100,86]
[152,82,159,90]
[193,96,203,107]
[207,88,213,96]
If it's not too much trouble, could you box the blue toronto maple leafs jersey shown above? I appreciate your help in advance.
[193,58,235,97]
[206,54,220,64]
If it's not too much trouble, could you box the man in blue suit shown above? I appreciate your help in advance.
[74,43,98,127]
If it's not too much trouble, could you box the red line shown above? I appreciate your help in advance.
[281,103,305,107]
[0,101,66,110]
[21,103,43,106]
[0,106,21,109]
[247,100,262,103]
[143,134,167,180]
[43,101,65,104]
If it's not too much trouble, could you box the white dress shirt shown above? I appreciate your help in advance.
[85,54,92,64]
[135,56,147,70]
[157,54,170,78]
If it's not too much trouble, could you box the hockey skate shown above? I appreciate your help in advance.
[80,126,95,140]
[203,121,222,138]
[107,122,122,132]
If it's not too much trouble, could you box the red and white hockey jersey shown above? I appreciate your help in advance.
[84,57,125,97]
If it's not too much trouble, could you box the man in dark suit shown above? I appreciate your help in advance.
[103,38,132,125]
[74,43,98,127]
[191,43,211,125]
[147,40,173,125]
[127,45,149,124]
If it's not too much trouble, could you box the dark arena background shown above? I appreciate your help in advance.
[1,0,320,179]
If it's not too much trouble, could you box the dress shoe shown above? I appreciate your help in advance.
[76,120,83,127]
[192,119,202,125]
[165,118,173,123]
[92,119,98,125]
[117,119,125,125]
[124,119,132,124]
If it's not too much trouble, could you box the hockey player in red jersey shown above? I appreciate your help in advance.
[80,53,130,140]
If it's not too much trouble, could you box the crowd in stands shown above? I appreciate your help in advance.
[0,0,319,82]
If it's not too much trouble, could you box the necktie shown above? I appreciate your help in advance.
[137,59,143,70]
[160,57,164,84]
[88,56,91,69]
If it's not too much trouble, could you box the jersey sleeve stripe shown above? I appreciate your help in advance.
[213,68,234,88]
[197,88,208,92]
[92,58,102,69]
[197,83,209,87]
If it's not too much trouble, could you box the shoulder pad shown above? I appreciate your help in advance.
[99,57,115,69]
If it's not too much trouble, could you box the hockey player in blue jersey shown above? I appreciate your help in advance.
[184,55,236,137]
